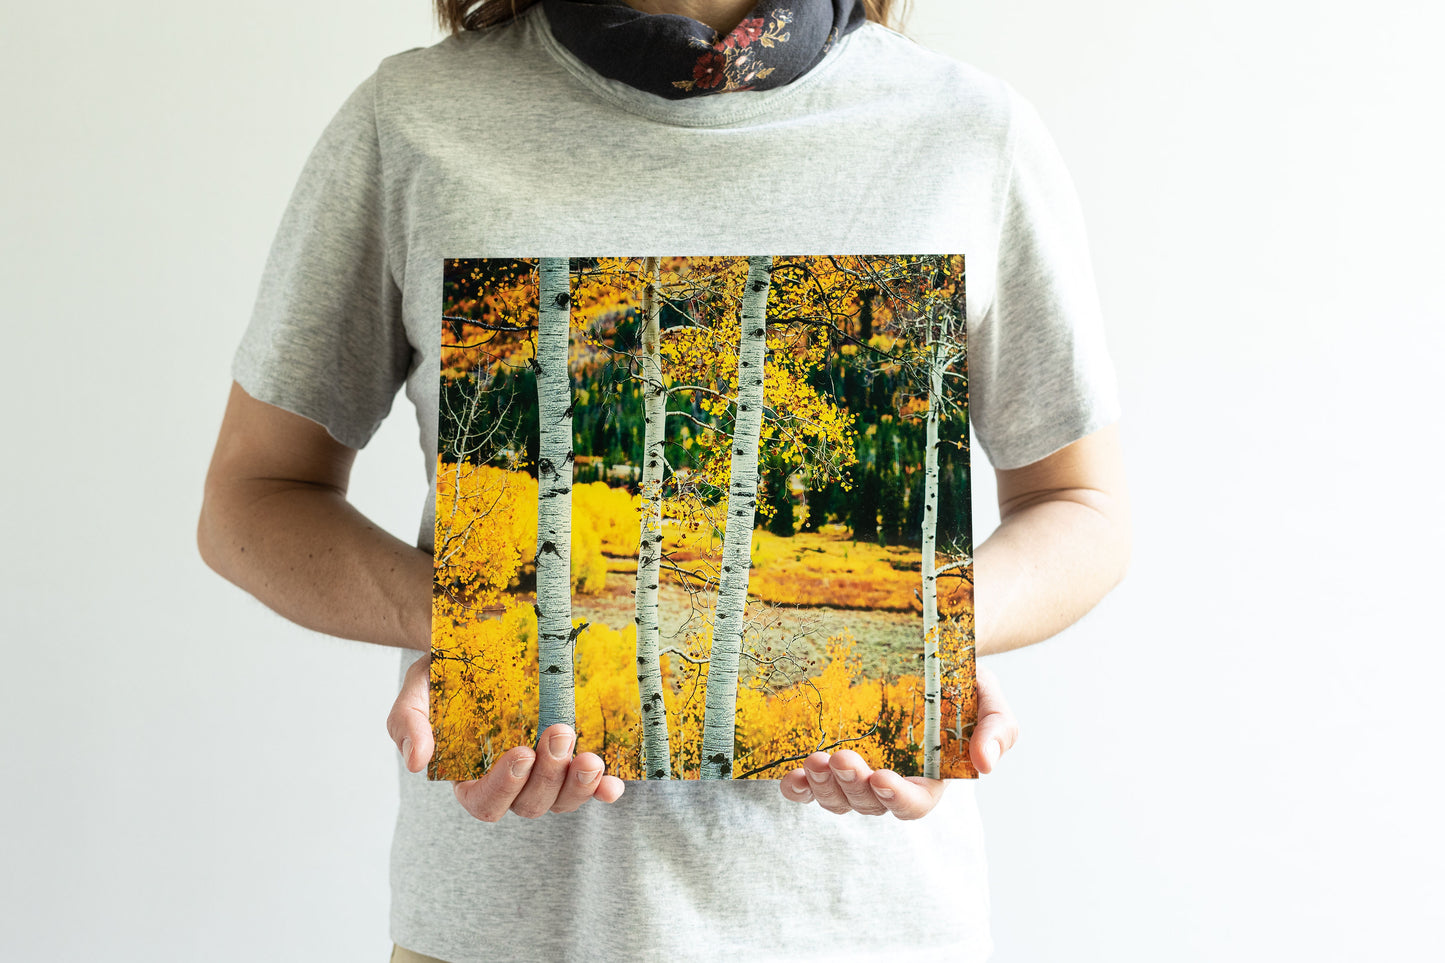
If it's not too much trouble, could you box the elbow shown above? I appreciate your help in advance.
[196,489,234,581]
[1109,496,1133,591]
[196,501,220,575]
[1049,486,1133,592]
[1114,527,1132,590]
[1069,487,1133,593]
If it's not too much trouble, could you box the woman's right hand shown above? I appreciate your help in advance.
[386,651,626,821]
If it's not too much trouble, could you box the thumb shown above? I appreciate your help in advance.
[386,651,435,773]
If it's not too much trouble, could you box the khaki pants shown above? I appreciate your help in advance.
[390,945,449,963]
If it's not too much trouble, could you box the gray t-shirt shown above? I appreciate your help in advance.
[231,6,1121,962]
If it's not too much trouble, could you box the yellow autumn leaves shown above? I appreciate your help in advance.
[431,595,979,782]
[429,457,979,781]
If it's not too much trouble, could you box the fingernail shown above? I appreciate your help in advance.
[401,738,412,764]
[510,757,534,777]
[835,768,856,782]
[807,768,829,782]
[576,768,601,785]
[985,740,1001,766]
[875,783,895,799]
[549,732,574,760]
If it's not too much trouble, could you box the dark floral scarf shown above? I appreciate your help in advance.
[540,0,867,100]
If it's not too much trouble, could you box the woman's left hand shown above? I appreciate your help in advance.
[778,662,1018,818]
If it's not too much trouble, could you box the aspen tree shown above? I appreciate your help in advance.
[700,255,773,779]
[535,257,576,731]
[918,258,967,778]
[634,256,673,778]
[920,295,945,778]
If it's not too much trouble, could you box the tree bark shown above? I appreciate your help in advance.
[701,256,773,780]
[921,296,946,779]
[535,257,575,731]
[634,256,672,778]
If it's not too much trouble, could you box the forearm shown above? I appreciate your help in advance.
[972,494,1131,657]
[198,482,433,652]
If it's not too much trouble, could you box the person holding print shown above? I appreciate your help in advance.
[197,1,1132,961]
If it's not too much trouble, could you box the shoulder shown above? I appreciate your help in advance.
[374,14,531,87]
[368,16,541,123]
[853,25,1073,190]
[842,20,1017,132]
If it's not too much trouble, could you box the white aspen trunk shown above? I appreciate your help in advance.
[535,257,575,732]
[635,256,672,779]
[921,303,946,779]
[700,255,772,780]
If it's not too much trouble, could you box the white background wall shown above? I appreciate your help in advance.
[3,1,1440,960]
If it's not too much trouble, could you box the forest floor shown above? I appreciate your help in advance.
[569,525,971,680]
[571,579,924,680]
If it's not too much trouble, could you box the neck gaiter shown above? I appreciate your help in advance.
[539,0,867,100]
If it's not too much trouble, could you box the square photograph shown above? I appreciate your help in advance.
[429,254,976,782]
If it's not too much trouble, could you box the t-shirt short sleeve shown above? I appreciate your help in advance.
[969,81,1123,471]
[230,69,412,451]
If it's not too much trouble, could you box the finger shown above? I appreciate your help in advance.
[593,774,626,804]
[453,745,537,822]
[386,652,434,773]
[828,750,889,816]
[509,723,577,819]
[970,663,1019,774]
[780,768,815,804]
[867,771,947,820]
[801,753,851,815]
[547,751,608,813]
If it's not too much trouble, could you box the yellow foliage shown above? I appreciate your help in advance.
[428,594,538,781]
[568,481,650,595]
[658,272,858,502]
[745,528,922,612]
[572,482,641,556]
[653,623,977,780]
[435,463,640,600]
[573,620,644,775]
[430,590,977,781]
[571,511,608,596]
[434,460,537,614]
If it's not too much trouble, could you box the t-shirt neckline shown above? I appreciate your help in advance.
[528,2,863,128]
